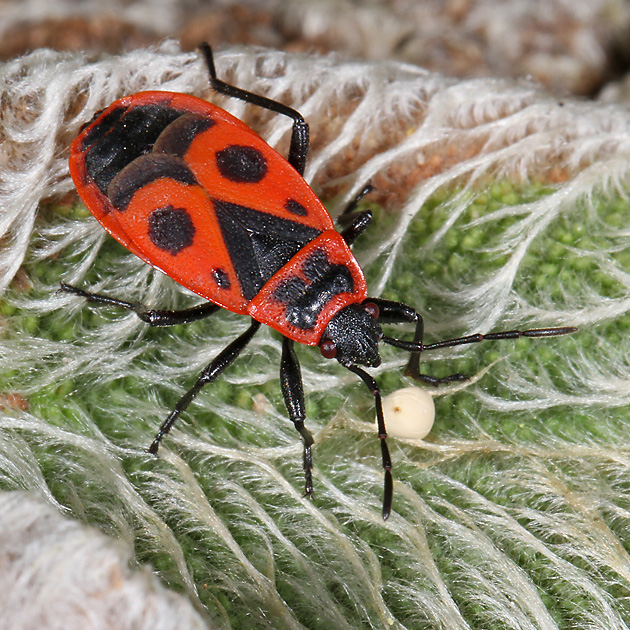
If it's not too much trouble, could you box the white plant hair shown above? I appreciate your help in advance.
[0,491,208,630]
[1,42,629,629]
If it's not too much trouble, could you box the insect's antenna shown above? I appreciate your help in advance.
[382,326,577,353]
[345,364,393,520]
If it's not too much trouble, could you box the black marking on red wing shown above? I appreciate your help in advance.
[272,248,354,330]
[302,248,329,280]
[148,206,196,255]
[273,277,308,303]
[153,113,215,156]
[212,199,321,301]
[284,198,308,216]
[216,145,267,183]
[212,268,231,289]
[79,106,125,150]
[84,104,187,195]
[108,154,198,211]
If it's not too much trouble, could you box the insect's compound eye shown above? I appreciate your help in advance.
[320,339,337,359]
[363,302,379,320]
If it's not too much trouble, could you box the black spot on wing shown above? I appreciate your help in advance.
[84,103,186,196]
[273,248,354,330]
[216,145,267,183]
[212,199,321,301]
[284,198,308,216]
[212,268,231,289]
[148,206,195,255]
[153,113,215,157]
[107,154,197,211]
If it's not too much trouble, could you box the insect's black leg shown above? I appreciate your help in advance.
[345,363,393,520]
[367,297,467,385]
[280,337,314,498]
[60,282,221,326]
[373,297,577,382]
[149,319,261,454]
[199,42,310,176]
[337,183,375,246]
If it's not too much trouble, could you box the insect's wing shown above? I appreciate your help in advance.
[70,92,335,311]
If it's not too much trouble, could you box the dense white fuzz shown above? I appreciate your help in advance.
[0,492,206,630]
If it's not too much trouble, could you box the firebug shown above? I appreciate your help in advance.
[63,43,576,519]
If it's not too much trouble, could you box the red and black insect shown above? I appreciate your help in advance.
[63,44,576,519]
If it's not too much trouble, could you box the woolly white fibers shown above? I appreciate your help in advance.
[0,491,207,630]
[1,42,630,629]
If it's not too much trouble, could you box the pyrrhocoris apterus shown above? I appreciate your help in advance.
[64,44,576,519]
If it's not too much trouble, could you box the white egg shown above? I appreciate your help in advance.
[378,386,435,440]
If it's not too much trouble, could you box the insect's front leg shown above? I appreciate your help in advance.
[60,282,221,326]
[280,337,314,498]
[336,183,374,246]
[367,297,468,385]
[345,363,393,520]
[373,297,577,384]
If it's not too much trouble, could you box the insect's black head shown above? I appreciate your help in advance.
[320,303,382,367]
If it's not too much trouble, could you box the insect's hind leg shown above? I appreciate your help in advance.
[368,297,468,385]
[60,282,221,326]
[199,43,310,176]
[280,337,315,498]
[149,319,261,453]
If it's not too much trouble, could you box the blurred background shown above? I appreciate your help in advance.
[2,0,630,99]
